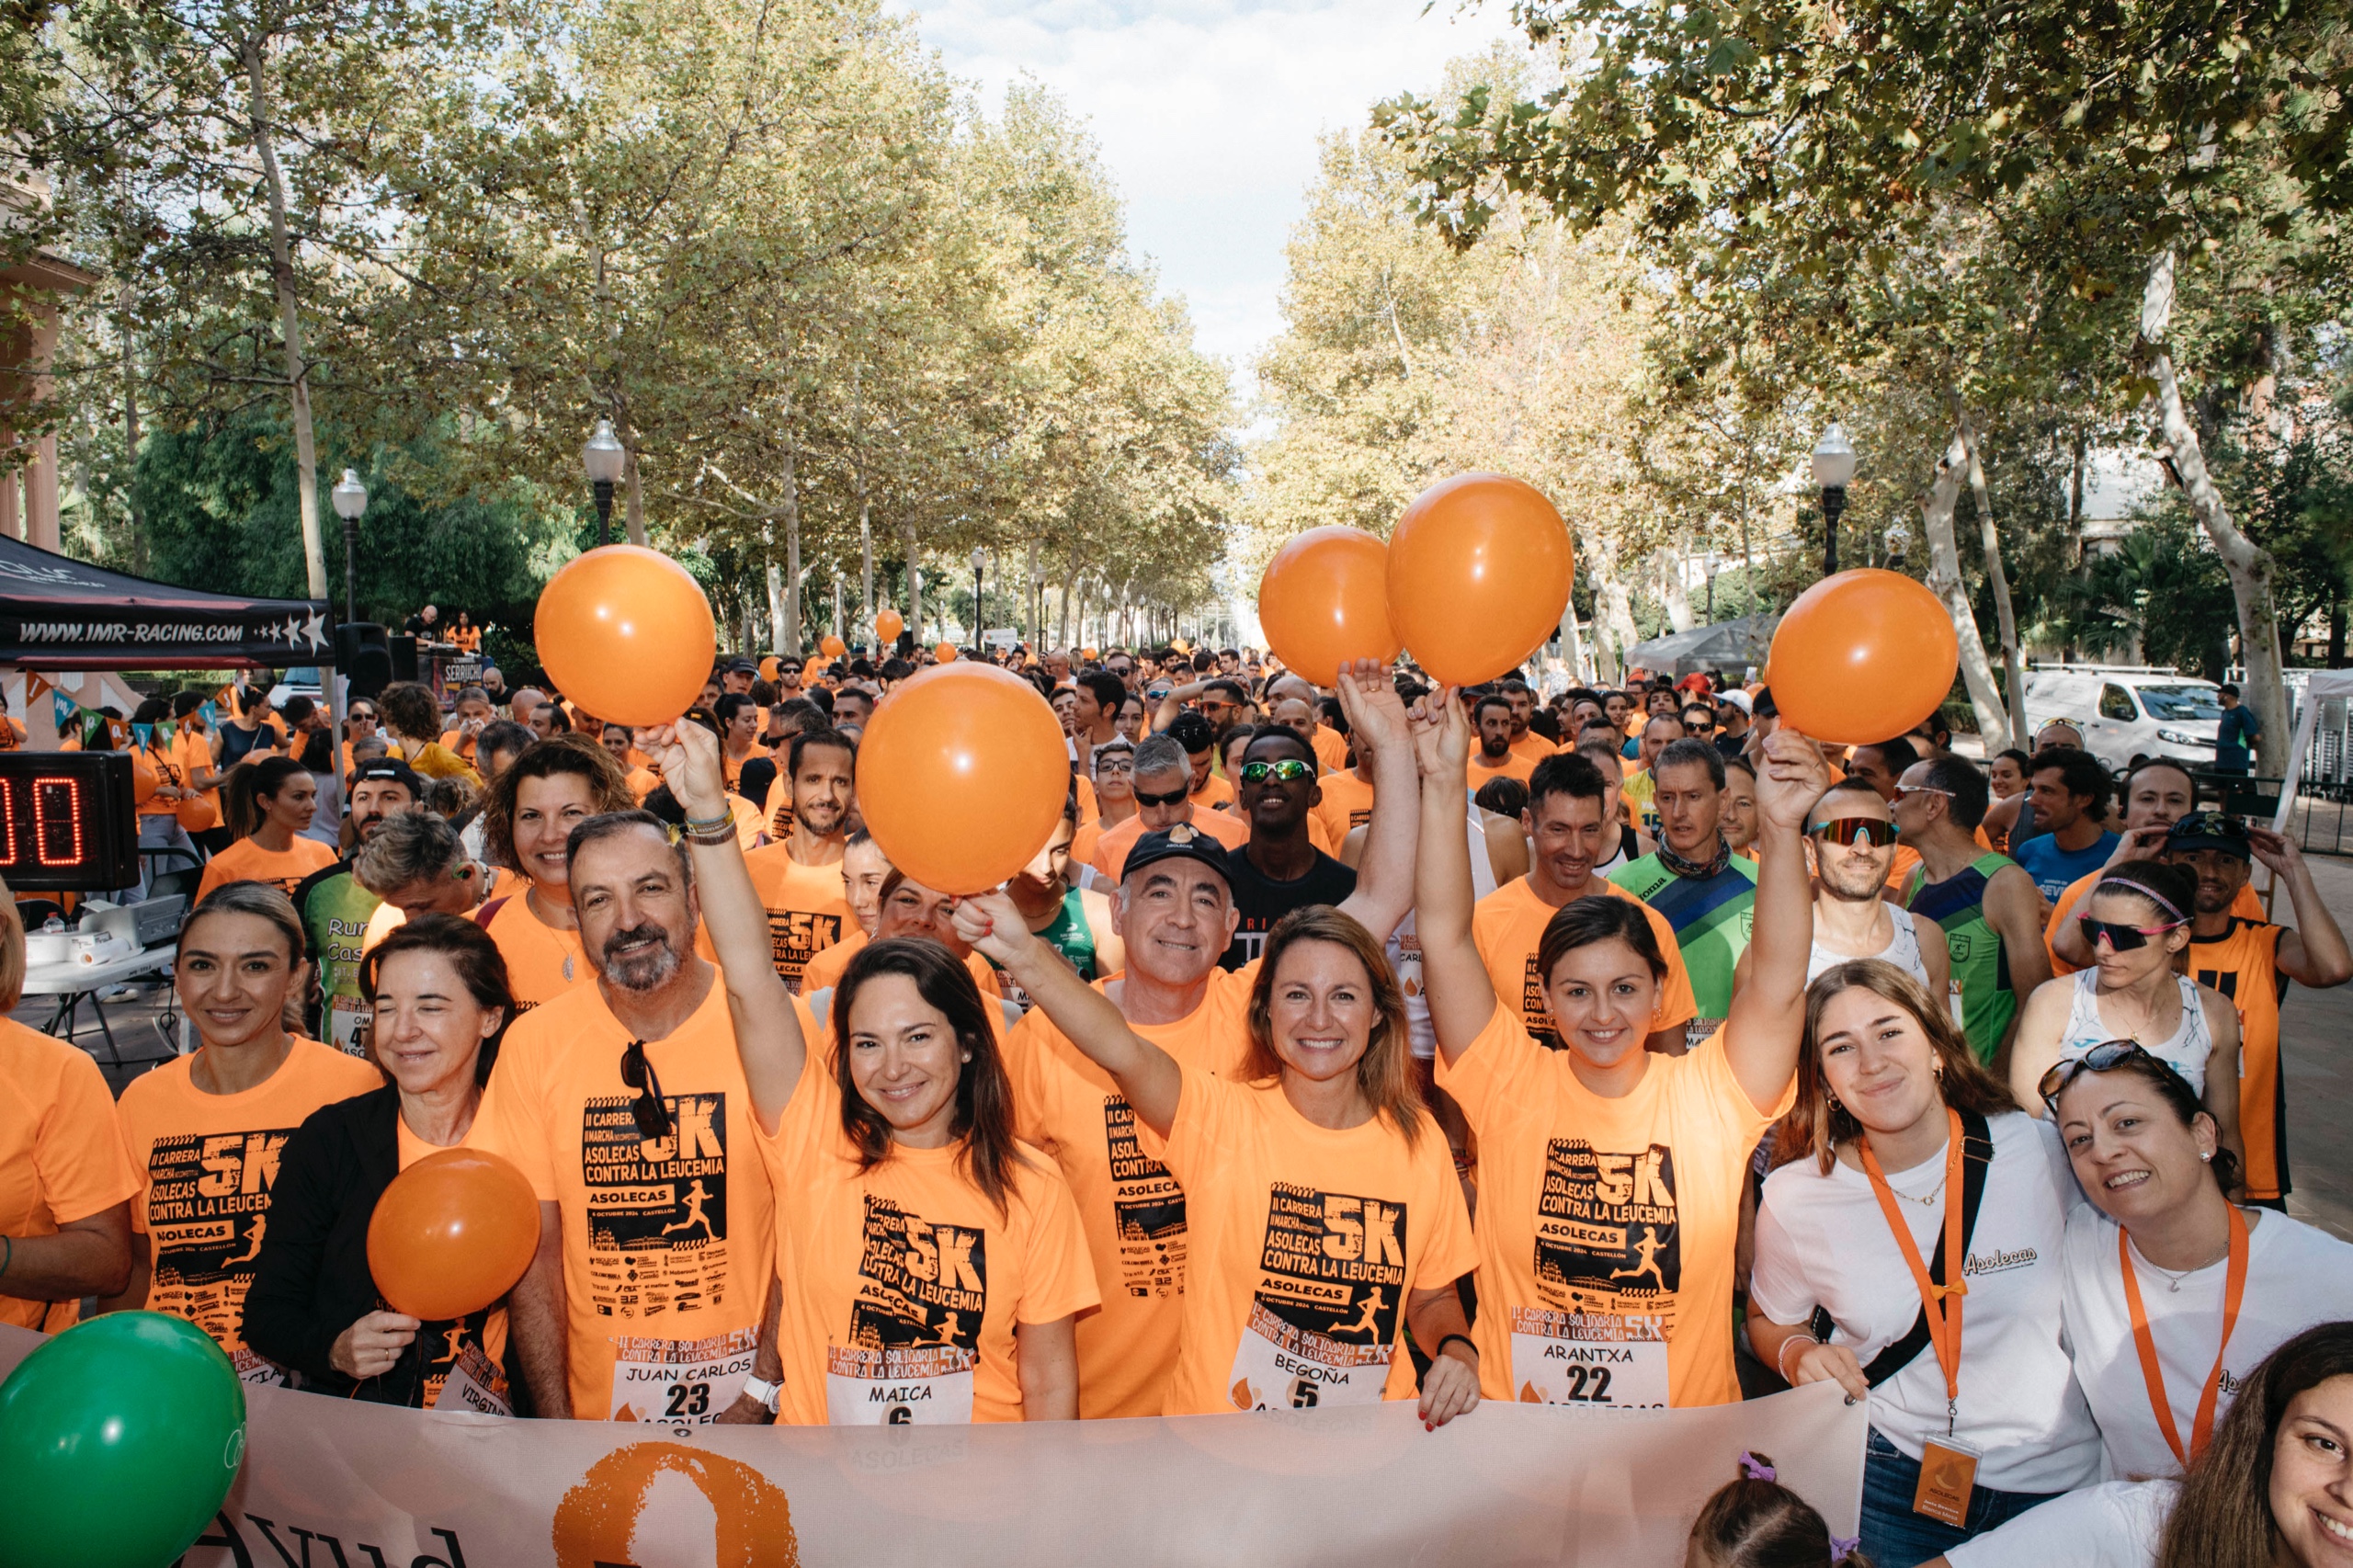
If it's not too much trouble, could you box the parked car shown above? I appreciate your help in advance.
[2021,667,2222,772]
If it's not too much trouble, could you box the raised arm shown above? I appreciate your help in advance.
[2049,824,2175,968]
[1330,660,1417,940]
[952,887,1184,1136]
[2249,828,2353,987]
[1724,728,1828,1115]
[1409,685,1499,1066]
[642,718,807,1132]
[1984,864,2053,1078]
[1152,680,1210,734]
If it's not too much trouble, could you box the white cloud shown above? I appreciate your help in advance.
[897,0,1528,379]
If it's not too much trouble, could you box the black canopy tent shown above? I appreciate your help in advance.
[0,534,332,670]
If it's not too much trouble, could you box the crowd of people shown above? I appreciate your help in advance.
[2,636,2350,1568]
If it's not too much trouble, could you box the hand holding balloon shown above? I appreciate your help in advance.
[640,719,728,823]
[367,1149,540,1323]
[331,1310,421,1381]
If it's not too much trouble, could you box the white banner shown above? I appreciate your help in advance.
[1,1326,1864,1567]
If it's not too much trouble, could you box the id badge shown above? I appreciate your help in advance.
[607,1329,759,1431]
[1912,1435,1980,1528]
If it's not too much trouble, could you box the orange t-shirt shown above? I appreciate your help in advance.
[1190,772,1233,811]
[437,728,480,762]
[743,846,853,995]
[194,835,337,905]
[1472,875,1699,1047]
[473,975,785,1428]
[1005,967,1256,1417]
[1508,732,1556,765]
[760,775,795,838]
[117,1040,383,1379]
[624,766,661,803]
[1153,1065,1478,1413]
[1467,749,1539,788]
[174,729,222,825]
[1437,1003,1789,1408]
[800,934,1003,1004]
[135,743,182,817]
[477,890,592,1013]
[0,1019,141,1333]
[1310,724,1350,775]
[2045,869,2262,977]
[757,1061,1098,1425]
[1310,771,1377,854]
[1089,809,1249,882]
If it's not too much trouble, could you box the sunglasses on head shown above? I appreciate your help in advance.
[2075,913,2186,952]
[1239,759,1314,785]
[2037,1039,2168,1108]
[620,1039,672,1140]
[1893,783,1955,800]
[1810,817,1897,847]
[1134,783,1190,808]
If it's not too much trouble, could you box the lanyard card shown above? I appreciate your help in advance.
[1912,1434,1980,1528]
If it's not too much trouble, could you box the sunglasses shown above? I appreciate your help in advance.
[2075,913,2186,953]
[349,709,379,722]
[1810,817,1897,847]
[620,1039,672,1140]
[1893,783,1956,800]
[1239,759,1315,785]
[1134,783,1190,808]
[2038,1039,2167,1108]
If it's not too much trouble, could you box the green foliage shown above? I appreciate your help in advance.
[2056,517,2239,679]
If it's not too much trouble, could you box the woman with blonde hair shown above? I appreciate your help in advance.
[1748,959,2100,1563]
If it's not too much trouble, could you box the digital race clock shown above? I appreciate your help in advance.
[0,752,141,891]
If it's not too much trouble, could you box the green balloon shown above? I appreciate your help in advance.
[0,1311,247,1568]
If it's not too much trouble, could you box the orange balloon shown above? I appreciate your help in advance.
[366,1149,540,1322]
[1768,569,1959,745]
[535,546,716,727]
[858,663,1067,894]
[1257,526,1402,687]
[875,608,905,644]
[1384,474,1574,687]
[820,635,846,658]
[1080,647,1098,662]
[934,642,959,662]
[757,655,781,682]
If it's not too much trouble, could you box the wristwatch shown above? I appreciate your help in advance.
[741,1374,782,1415]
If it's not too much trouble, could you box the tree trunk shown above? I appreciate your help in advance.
[765,538,784,652]
[779,442,802,654]
[241,38,326,601]
[2141,252,2291,769]
[1920,428,2011,744]
[903,520,921,642]
[1577,524,1639,681]
[1659,550,1695,633]
[1956,405,2029,749]
[1557,595,1588,686]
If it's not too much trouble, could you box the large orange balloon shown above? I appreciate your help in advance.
[820,634,846,657]
[1768,569,1959,744]
[535,546,715,727]
[757,655,781,683]
[366,1149,540,1322]
[934,642,958,663]
[875,608,905,644]
[858,663,1066,894]
[1257,526,1401,687]
[1384,474,1574,686]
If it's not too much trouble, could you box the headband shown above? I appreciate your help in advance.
[2096,876,2185,924]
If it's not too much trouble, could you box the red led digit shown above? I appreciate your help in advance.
[0,777,15,867]
[34,777,83,866]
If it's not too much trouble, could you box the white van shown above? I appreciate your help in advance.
[2021,667,2223,772]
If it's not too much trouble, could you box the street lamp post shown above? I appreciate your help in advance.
[329,468,368,623]
[970,547,987,655]
[1812,423,1857,578]
[582,419,626,548]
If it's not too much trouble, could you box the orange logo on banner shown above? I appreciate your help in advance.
[551,1442,801,1568]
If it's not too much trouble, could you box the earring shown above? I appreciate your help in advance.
[961,1052,972,1063]
[2200,1152,2212,1163]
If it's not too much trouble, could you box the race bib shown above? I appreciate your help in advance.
[1683,1017,1724,1052]
[429,1343,513,1418]
[1506,1305,1668,1409]
[607,1328,758,1431]
[1227,1301,1392,1412]
[327,995,370,1056]
[231,1346,287,1387]
[823,1344,977,1426]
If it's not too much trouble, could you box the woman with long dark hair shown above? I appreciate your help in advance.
[2048,1047,2353,1482]
[196,755,336,903]
[1749,960,2101,1563]
[642,714,1097,1424]
[244,915,521,1409]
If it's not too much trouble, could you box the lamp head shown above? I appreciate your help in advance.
[330,469,368,521]
[582,418,627,484]
[1811,422,1858,490]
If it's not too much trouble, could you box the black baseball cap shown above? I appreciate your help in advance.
[350,759,424,798]
[1121,824,1234,886]
[724,658,758,675]
[2165,812,2252,859]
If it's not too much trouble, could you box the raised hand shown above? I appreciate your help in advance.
[641,719,727,820]
[948,884,1035,968]
[1334,659,1409,756]
[2246,824,2301,876]
[1408,685,1470,779]
[1753,727,1831,833]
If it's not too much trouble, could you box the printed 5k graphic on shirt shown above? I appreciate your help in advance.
[826,1195,988,1424]
[1232,1183,1407,1411]
[145,1128,295,1383]
[582,1094,731,1321]
[1105,1096,1186,1300]
[1520,1139,1678,1408]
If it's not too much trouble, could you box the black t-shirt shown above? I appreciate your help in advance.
[1219,843,1358,971]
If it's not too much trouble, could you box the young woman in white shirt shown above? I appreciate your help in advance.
[2045,1043,2353,1483]
[1748,960,2103,1565]
[1931,1320,2353,1568]
[2008,861,2240,1164]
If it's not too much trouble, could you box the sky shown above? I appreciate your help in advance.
[896,0,1529,386]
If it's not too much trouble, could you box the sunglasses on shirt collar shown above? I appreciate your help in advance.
[1239,759,1315,785]
[620,1039,672,1140]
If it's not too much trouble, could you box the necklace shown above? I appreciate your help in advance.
[2133,1227,2235,1293]
[1893,1170,1949,1208]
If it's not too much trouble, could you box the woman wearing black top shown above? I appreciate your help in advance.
[243,914,519,1410]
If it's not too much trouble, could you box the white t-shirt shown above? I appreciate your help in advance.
[1944,1479,2175,1568]
[1751,1111,2104,1494]
[2063,1203,2353,1481]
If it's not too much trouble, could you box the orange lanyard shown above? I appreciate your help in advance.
[2120,1203,2249,1467]
[1859,1108,1967,1431]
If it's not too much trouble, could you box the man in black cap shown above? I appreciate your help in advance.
[291,758,424,1056]
[2165,811,2353,1210]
